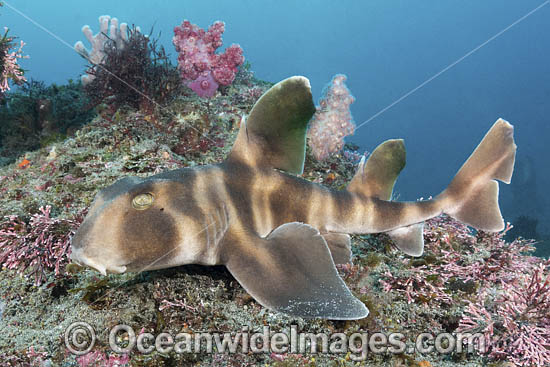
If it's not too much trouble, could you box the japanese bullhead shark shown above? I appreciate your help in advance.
[70,76,516,320]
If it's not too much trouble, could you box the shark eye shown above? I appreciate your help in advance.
[132,193,154,210]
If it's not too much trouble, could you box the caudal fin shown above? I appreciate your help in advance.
[439,119,516,231]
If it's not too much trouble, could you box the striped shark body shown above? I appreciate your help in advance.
[70,76,517,320]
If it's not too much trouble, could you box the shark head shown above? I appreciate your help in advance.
[70,174,205,275]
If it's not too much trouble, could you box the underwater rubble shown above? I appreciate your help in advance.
[0,75,547,366]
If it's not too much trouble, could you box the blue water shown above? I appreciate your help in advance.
[3,0,550,235]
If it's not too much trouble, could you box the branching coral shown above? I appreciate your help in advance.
[0,205,85,285]
[458,261,550,366]
[380,216,538,305]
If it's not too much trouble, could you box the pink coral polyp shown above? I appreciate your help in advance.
[188,72,219,98]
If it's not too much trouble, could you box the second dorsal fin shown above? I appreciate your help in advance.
[347,139,406,199]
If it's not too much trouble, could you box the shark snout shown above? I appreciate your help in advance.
[70,247,127,276]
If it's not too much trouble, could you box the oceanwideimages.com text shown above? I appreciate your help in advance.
[65,322,486,360]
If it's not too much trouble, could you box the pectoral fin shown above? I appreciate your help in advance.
[222,223,368,320]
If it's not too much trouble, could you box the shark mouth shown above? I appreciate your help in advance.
[70,248,127,276]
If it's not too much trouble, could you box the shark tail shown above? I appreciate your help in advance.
[439,119,516,231]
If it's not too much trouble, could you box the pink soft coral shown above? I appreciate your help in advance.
[307,74,356,161]
[172,20,244,98]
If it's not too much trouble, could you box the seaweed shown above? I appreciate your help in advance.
[82,26,183,114]
[69,277,112,308]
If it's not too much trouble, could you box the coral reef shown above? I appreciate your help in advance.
[0,93,541,365]
[458,262,550,366]
[173,20,244,97]
[0,25,544,364]
[307,74,356,161]
[381,215,549,366]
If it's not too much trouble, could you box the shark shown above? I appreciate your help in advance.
[70,76,517,320]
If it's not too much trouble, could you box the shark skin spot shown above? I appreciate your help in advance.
[71,75,516,321]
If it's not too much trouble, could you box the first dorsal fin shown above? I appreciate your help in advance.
[226,76,316,174]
